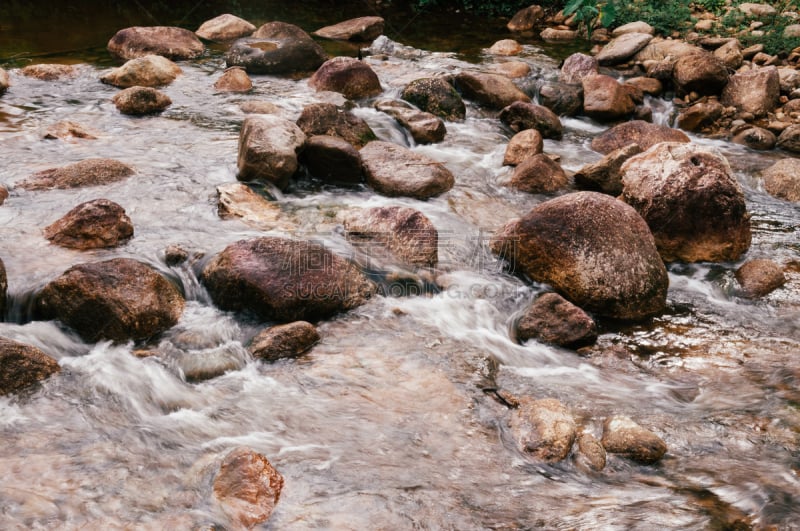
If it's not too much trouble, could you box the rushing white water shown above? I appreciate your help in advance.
[1,22,799,531]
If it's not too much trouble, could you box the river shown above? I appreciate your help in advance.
[1,1,799,529]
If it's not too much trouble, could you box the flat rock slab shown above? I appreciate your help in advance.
[18,159,135,191]
[108,26,204,60]
[596,33,653,65]
[360,141,455,199]
[313,16,384,41]
[196,14,255,42]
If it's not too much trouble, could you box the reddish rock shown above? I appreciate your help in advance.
[508,397,577,462]
[249,321,320,361]
[300,135,363,185]
[309,56,381,100]
[508,154,569,193]
[762,157,800,201]
[507,5,545,32]
[238,115,305,190]
[360,141,454,199]
[313,16,384,41]
[560,53,598,85]
[731,126,776,151]
[602,415,666,464]
[714,39,743,70]
[0,337,60,396]
[575,433,606,471]
[343,206,438,268]
[499,101,562,139]
[18,159,135,191]
[401,77,465,121]
[721,66,781,117]
[225,22,327,75]
[538,82,583,116]
[625,77,662,96]
[574,143,641,196]
[101,55,182,88]
[196,14,256,42]
[676,100,724,132]
[44,199,133,250]
[43,121,98,140]
[673,51,728,96]
[112,86,171,115]
[582,74,635,122]
[21,64,75,81]
[596,33,653,66]
[214,67,252,92]
[591,120,689,154]
[777,124,800,154]
[108,26,204,60]
[503,129,544,166]
[213,447,284,528]
[517,292,597,348]
[296,103,376,148]
[454,71,530,110]
[735,259,786,297]
[375,100,446,144]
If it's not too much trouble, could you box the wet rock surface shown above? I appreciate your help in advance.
[107,26,204,60]
[360,141,454,199]
[249,321,320,361]
[214,67,252,92]
[21,64,76,81]
[507,154,569,194]
[0,337,61,396]
[735,259,786,297]
[516,292,597,349]
[237,115,306,189]
[43,199,133,250]
[591,120,690,154]
[300,135,363,185]
[574,143,641,196]
[101,55,182,88]
[225,22,327,75]
[296,103,376,148]
[213,447,284,528]
[112,86,171,115]
[508,397,577,462]
[343,206,438,268]
[18,159,135,191]
[602,415,667,464]
[309,57,382,100]
[454,71,530,110]
[375,100,446,144]
[503,129,543,166]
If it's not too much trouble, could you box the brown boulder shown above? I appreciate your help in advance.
[516,292,597,348]
[676,100,724,132]
[225,22,327,75]
[673,51,728,96]
[196,14,256,42]
[575,433,606,471]
[214,67,252,92]
[508,397,577,462]
[620,143,751,262]
[35,258,185,343]
[721,67,780,118]
[375,99,446,144]
[602,415,666,464]
[309,57,381,100]
[237,115,306,190]
[43,121,98,140]
[714,39,743,70]
[560,53,598,85]
[200,237,375,322]
[490,61,531,79]
[777,124,800,154]
[213,447,283,528]
[735,259,786,297]
[573,143,642,196]
[300,135,363,185]
[112,86,171,115]
[21,64,75,81]
[508,154,569,193]
[625,77,662,97]
[343,206,438,268]
[101,55,182,88]
[538,82,583,117]
[762,158,800,201]
[541,28,577,42]
[731,126,776,151]
[488,39,522,56]
[313,16,384,41]
[454,71,530,110]
[507,5,545,32]
[215,183,288,230]
[581,74,635,122]
[360,141,454,199]
[634,39,701,63]
[107,26,204,60]
[296,103,376,148]
[491,192,668,320]
[0,337,60,396]
[498,101,562,139]
[503,129,543,166]
[591,120,689,154]
[249,321,320,361]
[18,159,135,191]
[596,33,653,66]
[43,199,133,250]
[401,77,465,121]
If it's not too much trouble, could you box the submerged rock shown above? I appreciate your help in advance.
[101,55,181,88]
[591,120,689,154]
[200,237,375,322]
[196,14,256,42]
[401,77,465,121]
[761,158,800,201]
[620,143,751,263]
[214,67,252,92]
[508,397,577,462]
[499,101,562,139]
[300,135,363,185]
[43,199,133,250]
[296,103,376,148]
[508,154,568,193]
[491,192,668,320]
[360,141,454,199]
[237,115,306,190]
[0,258,5,318]
[216,183,288,230]
[309,56,381,100]
[225,22,326,75]
[43,121,98,140]
[18,159,135,191]
[503,129,543,166]
[213,447,284,528]
[249,321,320,361]
[602,415,667,464]
[575,432,606,471]
[35,258,185,343]
[21,64,75,81]
[454,71,529,110]
[0,68,8,94]
[735,259,786,297]
[313,16,384,41]
[107,26,204,60]
[516,292,597,349]
[112,86,171,115]
[375,99,446,144]
[343,206,438,268]
[0,337,60,396]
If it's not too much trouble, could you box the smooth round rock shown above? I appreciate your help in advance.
[401,77,465,121]
[735,259,786,297]
[309,56,381,100]
[108,26,204,60]
[343,206,438,268]
[516,292,597,348]
[360,141,455,199]
[213,447,284,528]
[196,14,256,42]
[249,321,320,361]
[43,199,133,250]
[602,415,667,464]
[237,115,305,189]
[0,337,61,396]
[591,120,689,154]
[762,158,800,201]
[503,129,544,166]
[101,55,182,88]
[112,86,171,115]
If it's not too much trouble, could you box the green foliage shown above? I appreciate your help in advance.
[409,0,535,16]
[613,0,693,36]
[692,0,726,14]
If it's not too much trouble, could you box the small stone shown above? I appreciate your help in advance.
[21,64,75,81]
[165,245,189,266]
[0,337,61,396]
[516,292,597,349]
[101,55,182,88]
[503,129,544,166]
[196,14,256,42]
[575,432,606,471]
[488,39,522,56]
[214,67,252,92]
[602,415,666,464]
[508,397,577,462]
[249,321,320,361]
[213,447,284,528]
[735,259,786,297]
[43,121,98,140]
[43,199,133,250]
[112,86,171,115]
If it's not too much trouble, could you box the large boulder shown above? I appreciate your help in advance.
[213,447,283,528]
[375,100,446,144]
[503,129,543,166]
[107,26,204,60]
[343,206,438,268]
[560,53,598,85]
[43,199,133,250]
[581,75,635,122]
[196,14,256,42]
[573,143,642,196]
[454,72,530,110]
[507,5,545,32]
[721,67,780,117]
[602,415,666,464]
[538,82,583,116]
[225,22,327,75]
[214,66,252,92]
[200,237,375,321]
[672,51,728,96]
[18,159,135,191]
[100,55,181,88]
[498,101,562,139]
[516,292,597,348]
[249,321,320,361]
[735,259,786,298]
[491,192,668,320]
[296,103,376,148]
[237,115,305,190]
[596,33,653,66]
[35,258,185,342]
[714,39,743,70]
[300,135,363,185]
[0,337,61,396]
[620,143,751,262]
[309,57,381,100]
[313,16,384,41]
[401,78,465,121]
[508,398,577,462]
[112,86,171,115]
[360,141,454,199]
[591,120,689,154]
[761,158,800,201]
[508,154,569,194]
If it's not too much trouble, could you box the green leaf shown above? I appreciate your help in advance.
[564,0,586,17]
[599,2,617,27]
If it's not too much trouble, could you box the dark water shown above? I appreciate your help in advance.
[1,2,799,530]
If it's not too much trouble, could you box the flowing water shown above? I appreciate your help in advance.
[1,2,799,529]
